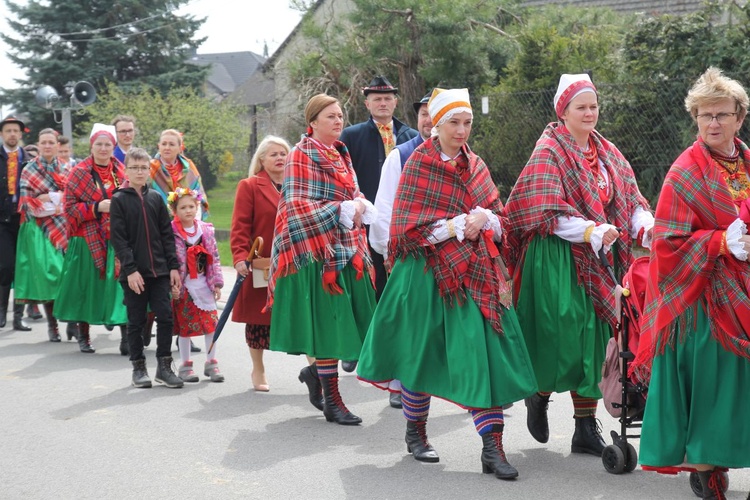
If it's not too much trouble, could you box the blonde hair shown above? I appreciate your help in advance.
[248,135,291,176]
[685,67,749,118]
[159,129,183,145]
[304,94,339,125]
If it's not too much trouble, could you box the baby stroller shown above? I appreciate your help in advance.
[598,252,729,497]
[598,252,648,475]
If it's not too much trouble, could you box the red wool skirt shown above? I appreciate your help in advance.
[173,288,218,338]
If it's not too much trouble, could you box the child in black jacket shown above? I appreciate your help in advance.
[110,147,183,389]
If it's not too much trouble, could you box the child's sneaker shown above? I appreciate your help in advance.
[178,360,199,383]
[204,359,225,383]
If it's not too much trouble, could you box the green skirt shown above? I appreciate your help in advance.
[14,221,64,302]
[515,235,611,399]
[640,304,750,468]
[270,261,375,360]
[358,256,538,409]
[54,237,128,325]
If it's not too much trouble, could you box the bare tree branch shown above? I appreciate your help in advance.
[469,18,513,38]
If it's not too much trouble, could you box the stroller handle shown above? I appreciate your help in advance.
[597,246,631,297]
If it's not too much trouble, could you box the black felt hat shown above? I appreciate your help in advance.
[412,91,432,114]
[0,116,25,132]
[362,75,398,96]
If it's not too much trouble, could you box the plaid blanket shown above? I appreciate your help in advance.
[150,155,209,219]
[505,123,649,327]
[18,157,67,251]
[388,137,511,334]
[65,156,125,277]
[267,136,373,304]
[632,137,750,381]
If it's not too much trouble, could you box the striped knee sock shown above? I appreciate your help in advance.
[401,386,431,422]
[571,392,598,418]
[316,358,339,379]
[471,407,504,436]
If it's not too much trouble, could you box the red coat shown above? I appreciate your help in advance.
[230,170,280,325]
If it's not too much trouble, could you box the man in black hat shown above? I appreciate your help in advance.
[0,116,32,330]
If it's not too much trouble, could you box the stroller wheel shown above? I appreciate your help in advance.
[689,470,729,497]
[624,443,638,473]
[602,444,625,474]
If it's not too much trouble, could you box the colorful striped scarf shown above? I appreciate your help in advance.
[267,136,374,305]
[632,137,750,381]
[504,123,649,328]
[149,154,209,219]
[18,156,67,250]
[388,137,511,334]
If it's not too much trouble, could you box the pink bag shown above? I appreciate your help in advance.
[600,337,624,418]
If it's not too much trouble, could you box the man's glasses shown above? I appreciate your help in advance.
[695,112,738,124]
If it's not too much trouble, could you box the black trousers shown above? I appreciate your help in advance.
[121,275,174,361]
[0,216,20,288]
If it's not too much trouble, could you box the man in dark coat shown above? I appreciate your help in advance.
[0,116,31,331]
[338,76,418,407]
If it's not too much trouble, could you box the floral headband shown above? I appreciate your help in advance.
[167,187,203,206]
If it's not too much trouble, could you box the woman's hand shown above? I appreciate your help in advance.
[352,199,365,228]
[740,235,750,255]
[602,227,620,247]
[235,261,249,277]
[97,199,111,213]
[463,212,488,241]
[37,193,51,203]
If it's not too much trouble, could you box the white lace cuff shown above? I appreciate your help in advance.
[727,218,748,261]
[427,214,467,244]
[470,206,502,240]
[339,200,357,229]
[590,223,619,254]
[359,198,377,225]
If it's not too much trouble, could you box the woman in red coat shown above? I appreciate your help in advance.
[231,136,291,392]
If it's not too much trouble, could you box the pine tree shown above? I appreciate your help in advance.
[1,0,209,135]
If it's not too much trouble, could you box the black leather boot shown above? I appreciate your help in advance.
[571,416,606,456]
[0,285,10,328]
[298,363,324,411]
[77,322,95,353]
[13,303,31,331]
[697,470,727,500]
[155,356,184,388]
[481,429,518,480]
[27,303,42,320]
[405,419,439,462]
[524,392,550,443]
[390,392,403,408]
[44,303,60,342]
[131,359,152,388]
[119,325,129,356]
[341,360,357,373]
[321,375,361,425]
[66,322,79,340]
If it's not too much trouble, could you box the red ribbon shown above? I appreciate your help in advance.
[186,244,212,279]
[482,230,500,258]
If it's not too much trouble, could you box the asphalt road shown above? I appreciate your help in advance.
[1,268,748,499]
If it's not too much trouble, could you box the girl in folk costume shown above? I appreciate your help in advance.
[267,94,377,426]
[15,128,71,342]
[358,88,537,480]
[55,124,128,354]
[504,74,653,457]
[150,129,209,219]
[169,188,224,383]
[632,68,750,500]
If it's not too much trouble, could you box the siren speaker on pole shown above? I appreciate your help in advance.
[35,85,60,109]
[72,81,96,106]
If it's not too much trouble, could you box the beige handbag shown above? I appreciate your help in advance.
[250,237,271,288]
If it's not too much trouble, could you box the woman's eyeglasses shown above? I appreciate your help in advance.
[695,112,738,124]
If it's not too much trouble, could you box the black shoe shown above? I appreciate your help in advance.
[77,323,95,353]
[298,364,324,411]
[525,393,550,443]
[47,320,61,342]
[27,303,43,320]
[66,322,79,340]
[321,376,361,425]
[13,303,31,331]
[341,360,357,373]
[405,420,439,462]
[696,469,728,500]
[104,324,114,332]
[481,430,518,480]
[131,359,152,388]
[155,356,184,388]
[190,340,201,353]
[389,392,403,409]
[571,416,606,456]
[0,285,10,328]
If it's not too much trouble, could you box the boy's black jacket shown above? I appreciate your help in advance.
[110,184,179,282]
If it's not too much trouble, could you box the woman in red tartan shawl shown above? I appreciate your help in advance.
[15,129,69,342]
[504,74,653,458]
[54,124,128,354]
[357,88,537,480]
[266,94,377,426]
[632,68,750,499]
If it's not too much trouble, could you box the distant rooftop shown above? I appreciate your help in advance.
[189,51,266,94]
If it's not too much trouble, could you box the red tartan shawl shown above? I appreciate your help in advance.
[504,123,649,327]
[65,156,125,277]
[388,137,511,334]
[18,156,67,251]
[266,136,374,305]
[632,137,750,381]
